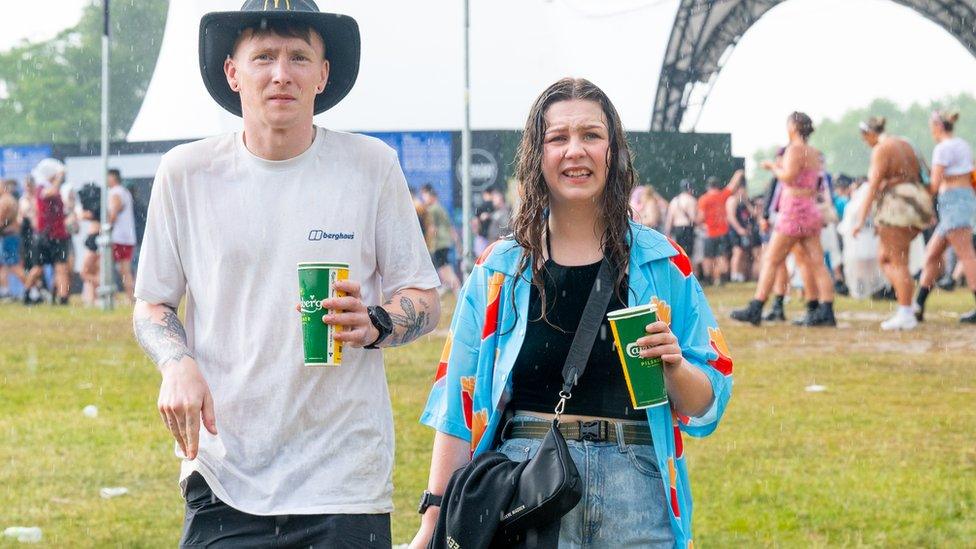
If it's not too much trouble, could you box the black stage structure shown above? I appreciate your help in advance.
[652,0,976,132]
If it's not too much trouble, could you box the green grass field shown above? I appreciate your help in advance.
[2,285,974,547]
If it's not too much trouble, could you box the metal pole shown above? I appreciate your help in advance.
[97,0,115,310]
[460,0,473,276]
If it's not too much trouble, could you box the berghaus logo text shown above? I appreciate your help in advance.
[308,230,355,241]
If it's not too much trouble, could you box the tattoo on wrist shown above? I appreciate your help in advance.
[133,306,194,368]
[384,294,433,347]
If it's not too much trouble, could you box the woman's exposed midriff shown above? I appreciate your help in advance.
[782,187,817,199]
[941,173,974,190]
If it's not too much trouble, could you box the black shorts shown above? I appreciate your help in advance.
[431,247,451,269]
[84,234,99,253]
[180,473,392,548]
[703,234,730,258]
[671,226,695,256]
[34,235,71,265]
[731,232,755,250]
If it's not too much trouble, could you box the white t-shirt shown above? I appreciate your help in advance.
[134,127,440,515]
[109,185,137,246]
[932,137,974,176]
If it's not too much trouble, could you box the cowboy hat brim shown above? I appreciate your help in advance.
[199,11,360,117]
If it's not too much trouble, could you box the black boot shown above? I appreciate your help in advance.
[731,299,764,326]
[914,286,932,322]
[792,300,819,326]
[798,302,837,327]
[961,310,976,324]
[763,296,786,322]
[834,279,849,296]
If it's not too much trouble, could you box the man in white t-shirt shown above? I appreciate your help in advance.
[131,2,440,546]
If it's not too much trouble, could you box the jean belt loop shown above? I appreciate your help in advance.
[615,421,628,451]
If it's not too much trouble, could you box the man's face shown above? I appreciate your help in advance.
[107,173,120,187]
[224,30,329,130]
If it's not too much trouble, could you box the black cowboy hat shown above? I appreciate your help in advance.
[199,0,360,117]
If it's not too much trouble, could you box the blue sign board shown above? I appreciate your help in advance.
[364,131,454,218]
[0,145,52,189]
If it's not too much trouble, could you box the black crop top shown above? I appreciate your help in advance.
[509,258,643,420]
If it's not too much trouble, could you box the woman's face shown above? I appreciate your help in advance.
[929,119,942,140]
[860,130,878,147]
[542,99,610,208]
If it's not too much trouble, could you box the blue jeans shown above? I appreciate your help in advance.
[935,187,976,236]
[497,415,674,548]
[1,234,20,266]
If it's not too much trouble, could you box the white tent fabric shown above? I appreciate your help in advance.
[127,0,679,141]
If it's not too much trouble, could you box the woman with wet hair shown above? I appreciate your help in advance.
[412,78,733,548]
[914,110,976,324]
[852,116,935,330]
[731,112,836,326]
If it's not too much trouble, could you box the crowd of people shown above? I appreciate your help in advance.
[728,110,976,329]
[0,161,138,306]
[410,183,512,297]
[621,109,976,331]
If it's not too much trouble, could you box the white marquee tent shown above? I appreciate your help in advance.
[128,0,681,141]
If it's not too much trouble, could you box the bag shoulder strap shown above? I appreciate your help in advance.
[560,257,615,395]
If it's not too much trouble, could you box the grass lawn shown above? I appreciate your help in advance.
[1,284,974,547]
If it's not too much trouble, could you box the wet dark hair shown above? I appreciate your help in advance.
[420,183,436,195]
[232,20,325,58]
[107,168,121,181]
[706,176,722,190]
[789,112,814,140]
[680,178,694,194]
[511,77,635,325]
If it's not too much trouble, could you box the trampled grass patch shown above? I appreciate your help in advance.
[1,285,973,547]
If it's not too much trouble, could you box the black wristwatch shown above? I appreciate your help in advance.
[417,490,442,514]
[364,305,393,349]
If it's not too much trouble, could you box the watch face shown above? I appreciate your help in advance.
[374,306,393,332]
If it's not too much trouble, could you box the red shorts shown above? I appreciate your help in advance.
[112,244,134,263]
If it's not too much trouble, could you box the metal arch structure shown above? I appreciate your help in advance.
[651,0,976,132]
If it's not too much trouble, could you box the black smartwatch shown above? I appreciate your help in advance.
[417,490,442,514]
[364,305,393,349]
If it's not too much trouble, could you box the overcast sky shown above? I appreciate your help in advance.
[4,0,976,162]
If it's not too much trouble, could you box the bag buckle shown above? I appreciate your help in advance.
[578,420,608,442]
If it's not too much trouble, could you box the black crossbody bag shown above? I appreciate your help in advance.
[494,256,616,542]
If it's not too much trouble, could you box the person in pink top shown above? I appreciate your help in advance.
[731,112,836,326]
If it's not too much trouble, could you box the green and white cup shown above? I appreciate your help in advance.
[607,303,669,409]
[298,262,349,367]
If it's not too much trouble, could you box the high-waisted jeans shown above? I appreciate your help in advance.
[497,415,674,548]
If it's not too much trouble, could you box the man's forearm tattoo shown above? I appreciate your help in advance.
[384,294,434,347]
[133,306,194,368]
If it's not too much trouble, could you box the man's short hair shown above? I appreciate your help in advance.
[232,20,325,58]
[706,176,722,189]
[420,184,436,196]
[107,169,121,181]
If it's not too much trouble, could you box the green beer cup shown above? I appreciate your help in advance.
[607,303,669,409]
[298,262,349,367]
